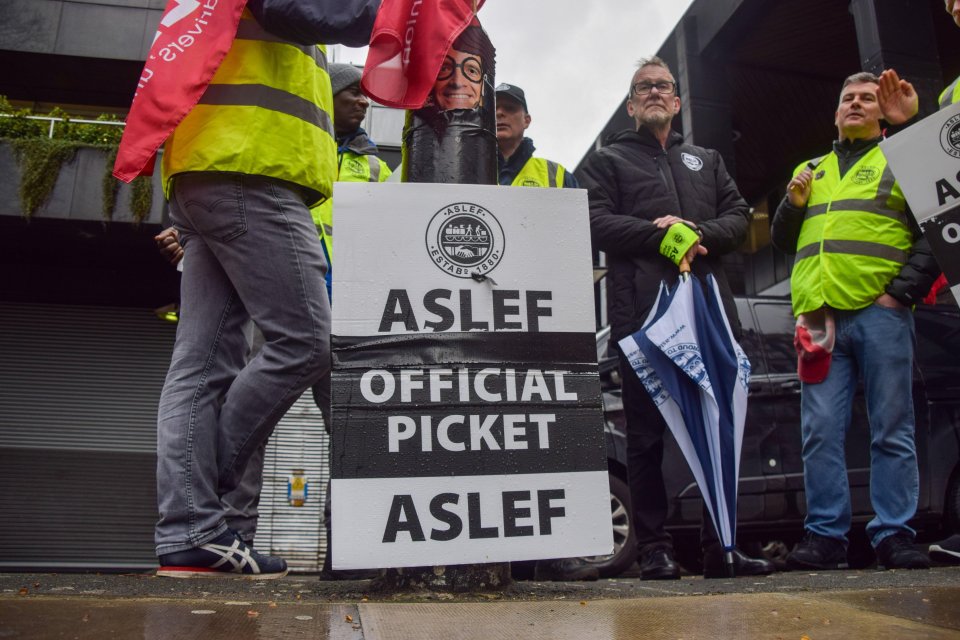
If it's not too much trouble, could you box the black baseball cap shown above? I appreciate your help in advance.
[495,83,527,111]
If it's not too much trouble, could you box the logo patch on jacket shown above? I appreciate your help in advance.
[852,166,880,185]
[346,157,366,176]
[681,153,703,171]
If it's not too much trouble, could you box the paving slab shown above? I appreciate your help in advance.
[1,569,959,639]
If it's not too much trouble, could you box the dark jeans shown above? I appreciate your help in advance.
[619,355,715,555]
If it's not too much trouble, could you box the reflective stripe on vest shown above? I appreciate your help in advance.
[790,146,913,315]
[510,157,565,188]
[940,76,960,109]
[162,13,336,205]
[311,150,391,262]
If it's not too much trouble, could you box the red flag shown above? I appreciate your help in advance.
[362,0,484,109]
[113,0,247,182]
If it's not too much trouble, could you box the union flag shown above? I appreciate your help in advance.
[361,0,484,109]
[113,0,247,182]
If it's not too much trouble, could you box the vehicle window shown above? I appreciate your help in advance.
[753,301,796,375]
[735,298,766,375]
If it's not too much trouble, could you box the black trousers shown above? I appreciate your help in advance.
[619,355,716,555]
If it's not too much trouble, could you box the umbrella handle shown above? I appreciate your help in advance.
[679,256,691,274]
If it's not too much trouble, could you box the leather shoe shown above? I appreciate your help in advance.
[703,545,775,579]
[640,547,681,580]
[533,557,599,581]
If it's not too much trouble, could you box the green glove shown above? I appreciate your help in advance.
[659,222,700,266]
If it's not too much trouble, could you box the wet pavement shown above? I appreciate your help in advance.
[2,568,959,639]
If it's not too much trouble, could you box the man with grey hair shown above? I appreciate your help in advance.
[772,71,938,571]
[580,56,770,579]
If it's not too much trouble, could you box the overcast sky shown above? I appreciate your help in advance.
[331,0,695,169]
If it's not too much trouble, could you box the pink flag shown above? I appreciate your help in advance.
[361,0,484,109]
[113,0,247,182]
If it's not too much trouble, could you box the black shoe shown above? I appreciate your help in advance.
[702,545,776,579]
[533,557,599,582]
[158,531,288,579]
[786,532,848,570]
[639,547,680,580]
[319,568,379,581]
[875,533,930,570]
[929,534,960,565]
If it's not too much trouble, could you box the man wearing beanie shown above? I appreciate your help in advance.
[495,83,577,189]
[494,82,596,583]
[313,63,393,299]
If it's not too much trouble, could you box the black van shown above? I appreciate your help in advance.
[585,298,960,577]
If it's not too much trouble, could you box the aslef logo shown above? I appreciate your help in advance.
[425,203,505,278]
[940,113,960,159]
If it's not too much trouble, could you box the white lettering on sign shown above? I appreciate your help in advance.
[944,222,960,244]
[401,0,423,65]
[386,414,555,453]
[359,368,577,404]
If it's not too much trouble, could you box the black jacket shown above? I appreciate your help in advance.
[771,136,939,307]
[579,127,751,341]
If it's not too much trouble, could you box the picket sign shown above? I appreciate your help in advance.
[880,101,960,305]
[329,183,612,569]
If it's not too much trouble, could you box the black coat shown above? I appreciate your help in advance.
[579,127,751,341]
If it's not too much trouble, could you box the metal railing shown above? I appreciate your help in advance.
[0,113,125,138]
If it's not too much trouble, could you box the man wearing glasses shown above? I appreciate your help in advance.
[580,56,771,580]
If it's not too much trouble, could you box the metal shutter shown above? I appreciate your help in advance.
[0,302,329,571]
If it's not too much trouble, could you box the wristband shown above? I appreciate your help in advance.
[659,222,699,266]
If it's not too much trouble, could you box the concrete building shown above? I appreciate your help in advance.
[576,0,960,300]
[0,0,401,571]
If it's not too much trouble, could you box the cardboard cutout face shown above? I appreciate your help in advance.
[432,48,484,111]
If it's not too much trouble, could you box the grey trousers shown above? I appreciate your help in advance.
[155,173,331,555]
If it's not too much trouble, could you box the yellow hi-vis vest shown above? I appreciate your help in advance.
[940,76,960,108]
[510,157,566,188]
[162,12,337,206]
[790,146,913,316]
[311,150,392,262]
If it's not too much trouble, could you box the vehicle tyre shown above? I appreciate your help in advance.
[579,473,637,578]
[946,469,960,533]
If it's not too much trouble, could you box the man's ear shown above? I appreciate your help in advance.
[626,98,636,118]
[523,113,532,130]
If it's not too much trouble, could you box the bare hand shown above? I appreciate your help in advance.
[652,215,686,229]
[787,168,813,208]
[155,227,184,267]
[875,292,904,309]
[877,69,918,125]
[685,241,708,265]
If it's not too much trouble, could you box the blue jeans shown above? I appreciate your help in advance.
[800,303,918,548]
[155,173,331,555]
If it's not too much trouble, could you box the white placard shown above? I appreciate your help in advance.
[880,100,960,222]
[881,102,960,303]
[332,183,597,336]
[329,182,612,569]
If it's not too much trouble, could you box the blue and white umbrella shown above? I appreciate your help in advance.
[618,271,750,575]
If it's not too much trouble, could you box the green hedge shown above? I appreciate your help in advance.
[0,96,153,221]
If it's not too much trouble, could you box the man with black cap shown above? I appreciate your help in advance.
[494,82,597,583]
[495,83,577,189]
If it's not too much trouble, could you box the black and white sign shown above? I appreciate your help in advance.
[880,102,960,305]
[329,183,611,569]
